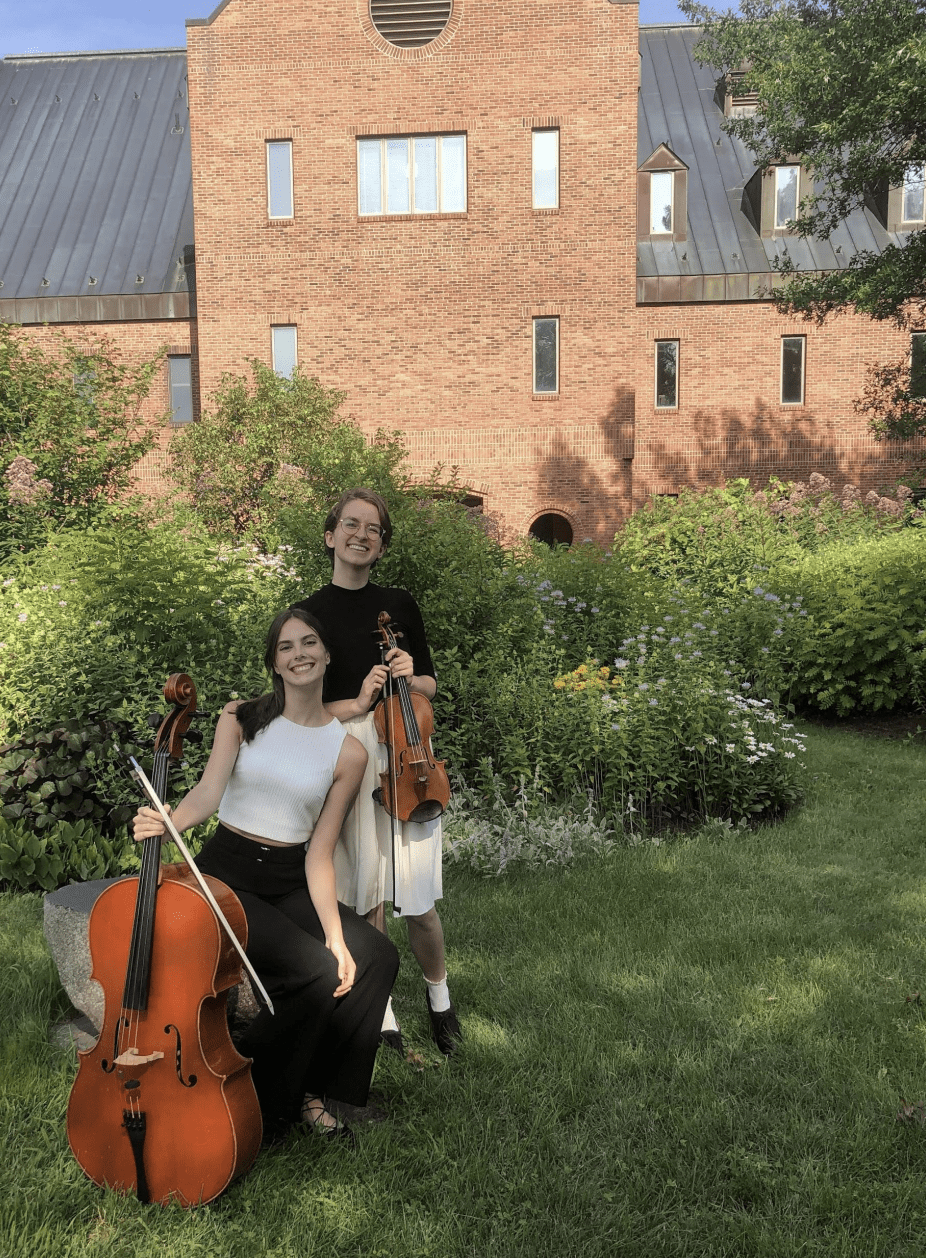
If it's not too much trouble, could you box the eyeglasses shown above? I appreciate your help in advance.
[338,517,384,539]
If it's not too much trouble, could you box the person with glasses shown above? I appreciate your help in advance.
[296,487,462,1057]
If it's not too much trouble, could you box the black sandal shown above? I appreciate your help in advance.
[300,1094,354,1143]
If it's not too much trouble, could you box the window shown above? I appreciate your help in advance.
[533,318,558,393]
[266,141,293,219]
[532,129,559,209]
[272,326,298,379]
[655,340,678,409]
[911,333,926,398]
[637,145,688,243]
[370,0,452,48]
[903,164,925,224]
[649,170,673,234]
[774,165,800,228]
[781,336,805,405]
[168,355,193,424]
[357,135,466,215]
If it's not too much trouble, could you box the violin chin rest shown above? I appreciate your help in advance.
[409,801,444,824]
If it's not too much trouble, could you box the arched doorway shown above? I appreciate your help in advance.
[529,512,574,546]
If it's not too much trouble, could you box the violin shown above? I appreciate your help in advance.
[66,674,263,1207]
[373,611,451,825]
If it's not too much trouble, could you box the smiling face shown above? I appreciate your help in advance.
[325,496,387,578]
[273,617,329,687]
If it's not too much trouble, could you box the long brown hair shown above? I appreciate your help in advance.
[235,607,330,742]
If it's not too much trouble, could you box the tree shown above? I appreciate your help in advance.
[0,324,162,553]
[169,359,409,545]
[682,0,926,439]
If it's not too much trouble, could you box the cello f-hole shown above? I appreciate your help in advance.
[164,1024,198,1087]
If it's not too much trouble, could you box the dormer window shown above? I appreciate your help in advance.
[718,69,759,119]
[774,165,800,228]
[903,164,925,224]
[638,144,688,243]
[744,162,805,237]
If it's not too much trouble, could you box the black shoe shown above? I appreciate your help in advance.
[426,991,462,1056]
[379,1028,406,1057]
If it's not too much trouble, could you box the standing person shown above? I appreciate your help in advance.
[133,607,399,1140]
[297,488,462,1056]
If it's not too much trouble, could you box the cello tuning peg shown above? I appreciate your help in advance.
[183,729,204,745]
[147,713,163,730]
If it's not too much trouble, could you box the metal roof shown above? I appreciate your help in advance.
[638,24,907,283]
[0,49,192,302]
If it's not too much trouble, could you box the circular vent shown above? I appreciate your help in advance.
[370,1,453,48]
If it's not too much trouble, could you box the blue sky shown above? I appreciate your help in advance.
[0,1,690,59]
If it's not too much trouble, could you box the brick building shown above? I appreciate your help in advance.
[0,4,922,542]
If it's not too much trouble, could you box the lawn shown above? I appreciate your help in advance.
[2,723,926,1257]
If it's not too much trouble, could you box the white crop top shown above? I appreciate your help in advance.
[218,716,348,846]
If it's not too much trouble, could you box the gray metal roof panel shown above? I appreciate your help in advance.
[638,24,906,280]
[0,51,192,300]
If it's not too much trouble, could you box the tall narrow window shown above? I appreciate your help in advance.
[272,326,298,379]
[911,332,926,398]
[781,336,805,404]
[533,318,559,393]
[267,141,293,219]
[532,129,559,209]
[774,165,799,228]
[357,134,466,215]
[655,340,678,408]
[649,170,674,234]
[903,165,926,223]
[168,355,193,424]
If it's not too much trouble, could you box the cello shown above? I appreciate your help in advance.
[66,674,263,1206]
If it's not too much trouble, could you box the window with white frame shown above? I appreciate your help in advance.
[266,141,293,219]
[272,326,298,379]
[649,170,674,234]
[168,355,193,424]
[357,135,466,215]
[903,164,926,223]
[781,336,805,405]
[533,318,559,393]
[774,165,800,229]
[911,332,926,398]
[655,340,678,408]
[532,129,559,209]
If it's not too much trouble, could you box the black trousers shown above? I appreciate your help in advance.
[196,823,399,1124]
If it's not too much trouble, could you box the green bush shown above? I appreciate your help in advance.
[0,324,162,557]
[0,718,145,833]
[616,474,916,597]
[784,531,926,714]
[0,817,138,892]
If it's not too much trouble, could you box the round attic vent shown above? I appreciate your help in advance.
[370,0,452,48]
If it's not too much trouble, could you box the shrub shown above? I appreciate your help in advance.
[616,474,917,597]
[170,359,407,547]
[784,530,926,714]
[0,817,138,892]
[0,324,162,556]
[0,718,146,833]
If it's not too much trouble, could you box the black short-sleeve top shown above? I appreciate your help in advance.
[296,582,436,705]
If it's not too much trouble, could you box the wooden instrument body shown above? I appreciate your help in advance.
[373,689,451,824]
[67,864,261,1207]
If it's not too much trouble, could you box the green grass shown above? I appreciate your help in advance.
[3,725,926,1256]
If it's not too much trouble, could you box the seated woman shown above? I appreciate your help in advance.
[133,607,399,1140]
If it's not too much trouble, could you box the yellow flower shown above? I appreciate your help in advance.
[553,679,566,690]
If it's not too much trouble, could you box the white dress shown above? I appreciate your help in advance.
[334,710,443,918]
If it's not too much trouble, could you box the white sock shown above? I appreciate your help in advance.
[381,997,400,1034]
[425,975,451,1013]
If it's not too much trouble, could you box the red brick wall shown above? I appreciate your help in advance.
[186,0,640,542]
[631,304,925,506]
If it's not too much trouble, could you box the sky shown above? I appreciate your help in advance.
[0,1,690,59]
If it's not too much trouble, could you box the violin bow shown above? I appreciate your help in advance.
[129,757,275,1016]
